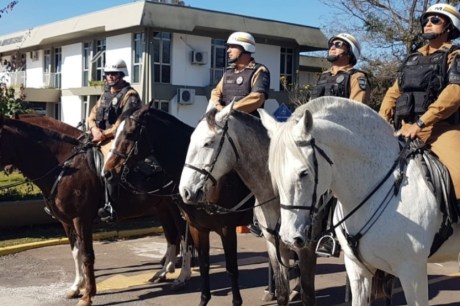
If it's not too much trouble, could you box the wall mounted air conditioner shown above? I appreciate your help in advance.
[191,51,208,65]
[177,88,195,105]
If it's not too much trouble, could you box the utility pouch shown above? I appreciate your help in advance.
[310,86,325,99]
[395,92,414,127]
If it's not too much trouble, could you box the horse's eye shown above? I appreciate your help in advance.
[299,169,309,179]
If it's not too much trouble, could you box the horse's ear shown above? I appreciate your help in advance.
[258,109,281,139]
[215,100,234,123]
[302,110,313,133]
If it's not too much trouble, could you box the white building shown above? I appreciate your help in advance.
[0,0,327,127]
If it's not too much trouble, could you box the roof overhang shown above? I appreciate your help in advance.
[0,2,327,53]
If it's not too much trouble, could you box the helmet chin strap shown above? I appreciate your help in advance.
[421,23,451,40]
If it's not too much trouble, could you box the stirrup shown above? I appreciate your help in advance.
[98,202,116,222]
[43,206,56,219]
[315,234,341,257]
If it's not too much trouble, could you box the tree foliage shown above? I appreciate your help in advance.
[317,0,460,107]
[0,85,28,117]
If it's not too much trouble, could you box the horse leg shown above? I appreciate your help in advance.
[172,223,194,290]
[397,263,429,306]
[62,223,85,299]
[220,226,242,306]
[344,257,372,306]
[73,218,96,306]
[264,240,290,305]
[296,246,317,305]
[149,202,179,283]
[189,225,212,306]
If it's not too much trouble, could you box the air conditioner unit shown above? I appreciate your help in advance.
[191,51,208,65]
[30,51,38,61]
[177,88,195,105]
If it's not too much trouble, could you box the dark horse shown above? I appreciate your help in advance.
[0,114,191,306]
[104,105,257,306]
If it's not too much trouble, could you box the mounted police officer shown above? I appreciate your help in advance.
[209,31,270,116]
[313,33,370,257]
[379,3,460,213]
[310,33,370,103]
[87,58,142,221]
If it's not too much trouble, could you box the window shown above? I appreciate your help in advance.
[153,99,169,112]
[82,39,106,86]
[94,39,106,81]
[211,38,227,85]
[153,32,171,83]
[82,42,91,86]
[43,48,62,88]
[280,47,294,91]
[133,32,145,83]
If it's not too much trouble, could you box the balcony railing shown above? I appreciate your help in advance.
[0,71,26,87]
[43,72,61,89]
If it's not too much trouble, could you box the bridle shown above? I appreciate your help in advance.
[183,118,240,187]
[280,137,334,213]
[108,114,175,195]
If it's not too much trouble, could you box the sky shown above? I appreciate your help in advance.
[0,0,333,36]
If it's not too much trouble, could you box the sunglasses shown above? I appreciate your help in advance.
[105,72,120,76]
[328,41,347,49]
[422,15,444,26]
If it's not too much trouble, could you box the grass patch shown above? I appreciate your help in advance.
[0,170,42,201]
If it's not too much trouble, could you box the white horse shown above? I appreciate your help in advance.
[179,102,322,306]
[258,96,460,306]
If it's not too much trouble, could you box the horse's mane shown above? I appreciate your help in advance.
[268,97,395,195]
[6,117,80,146]
[16,114,82,138]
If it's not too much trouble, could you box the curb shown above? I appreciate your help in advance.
[0,226,164,256]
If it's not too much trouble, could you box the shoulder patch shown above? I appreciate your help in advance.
[357,77,367,90]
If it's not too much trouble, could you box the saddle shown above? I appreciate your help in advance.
[402,139,459,255]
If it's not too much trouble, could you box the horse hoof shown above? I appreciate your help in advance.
[65,289,81,299]
[289,290,300,302]
[171,280,186,291]
[261,291,275,302]
[76,298,92,306]
[148,274,166,283]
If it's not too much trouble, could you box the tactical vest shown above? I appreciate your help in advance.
[310,69,360,99]
[95,85,132,130]
[394,47,455,127]
[222,64,260,104]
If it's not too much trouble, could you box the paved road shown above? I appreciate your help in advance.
[0,232,459,306]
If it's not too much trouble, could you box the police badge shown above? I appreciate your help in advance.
[236,76,244,85]
[336,75,345,83]
[112,97,118,106]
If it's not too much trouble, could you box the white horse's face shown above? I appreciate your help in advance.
[260,109,332,249]
[179,106,237,204]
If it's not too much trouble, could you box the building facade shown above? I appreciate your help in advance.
[0,1,327,127]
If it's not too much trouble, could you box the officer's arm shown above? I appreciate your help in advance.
[349,72,369,104]
[420,55,460,126]
[210,78,224,110]
[378,80,401,122]
[233,66,270,113]
[87,99,101,131]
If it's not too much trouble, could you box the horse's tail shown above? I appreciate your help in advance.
[371,270,394,303]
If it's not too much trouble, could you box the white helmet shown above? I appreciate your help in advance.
[421,3,460,39]
[328,33,361,60]
[104,59,129,77]
[226,32,256,53]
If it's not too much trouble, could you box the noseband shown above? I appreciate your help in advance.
[184,119,239,186]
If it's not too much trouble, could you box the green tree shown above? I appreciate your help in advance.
[0,85,28,117]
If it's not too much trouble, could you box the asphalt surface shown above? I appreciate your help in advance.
[0,230,459,306]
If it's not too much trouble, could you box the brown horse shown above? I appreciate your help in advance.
[0,114,192,306]
[103,106,271,306]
